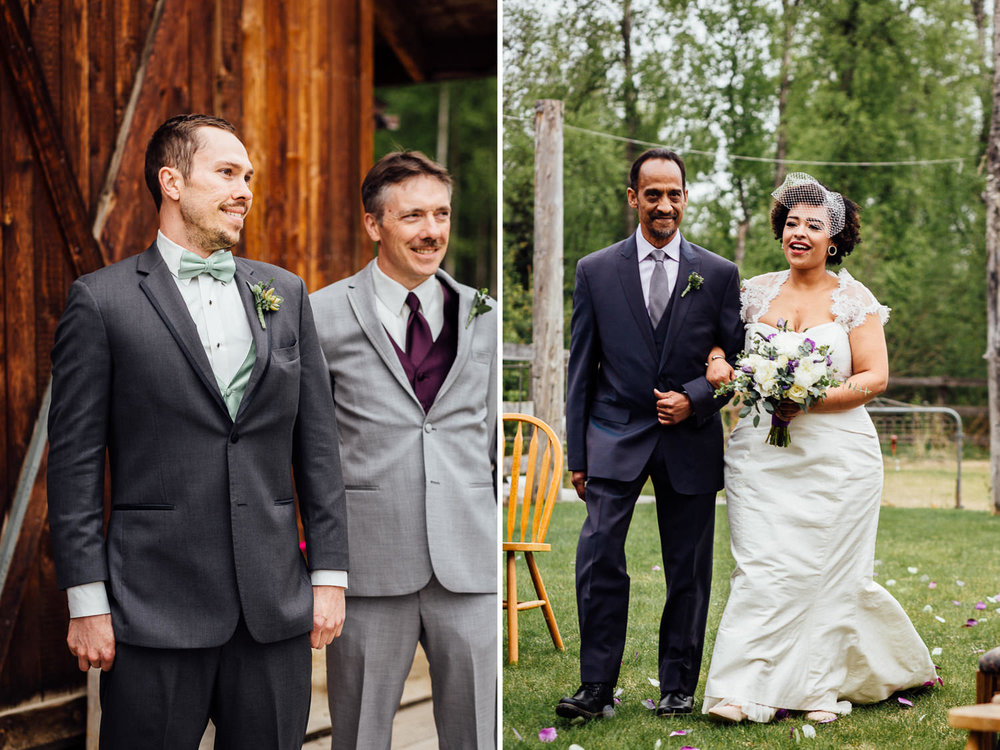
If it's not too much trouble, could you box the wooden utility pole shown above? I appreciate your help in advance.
[533,99,565,446]
[986,0,1000,514]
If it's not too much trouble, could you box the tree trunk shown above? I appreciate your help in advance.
[986,0,1000,514]
[533,99,565,447]
[774,0,801,188]
[973,0,991,150]
[622,0,637,234]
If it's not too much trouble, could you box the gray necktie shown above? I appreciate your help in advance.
[647,249,670,326]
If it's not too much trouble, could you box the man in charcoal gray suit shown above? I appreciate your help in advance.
[311,151,497,749]
[47,114,348,749]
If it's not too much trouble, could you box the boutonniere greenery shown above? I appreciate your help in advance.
[466,288,493,328]
[247,278,283,329]
[681,271,704,298]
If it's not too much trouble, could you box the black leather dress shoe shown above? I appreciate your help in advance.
[555,682,615,721]
[656,691,694,716]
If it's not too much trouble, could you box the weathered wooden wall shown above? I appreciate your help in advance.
[0,0,374,710]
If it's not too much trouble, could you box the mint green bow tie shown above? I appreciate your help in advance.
[177,250,236,283]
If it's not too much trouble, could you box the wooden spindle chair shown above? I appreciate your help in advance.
[501,413,564,664]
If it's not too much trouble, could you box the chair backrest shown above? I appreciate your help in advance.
[502,413,563,545]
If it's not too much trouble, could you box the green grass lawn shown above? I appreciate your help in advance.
[502,502,1000,749]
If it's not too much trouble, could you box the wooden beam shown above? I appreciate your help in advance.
[373,0,426,82]
[0,0,107,276]
[91,0,167,242]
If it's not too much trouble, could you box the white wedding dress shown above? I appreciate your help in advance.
[702,269,937,721]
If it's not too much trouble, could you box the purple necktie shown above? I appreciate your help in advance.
[405,292,433,366]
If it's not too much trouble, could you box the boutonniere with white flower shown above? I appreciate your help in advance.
[466,288,493,328]
[247,278,283,329]
[681,271,704,298]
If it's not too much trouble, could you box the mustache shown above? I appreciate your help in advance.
[411,241,443,250]
[649,212,675,220]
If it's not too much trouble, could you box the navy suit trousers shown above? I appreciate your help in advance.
[575,436,716,693]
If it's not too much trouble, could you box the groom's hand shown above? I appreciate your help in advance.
[571,471,587,500]
[311,585,346,649]
[67,614,115,671]
[654,389,692,425]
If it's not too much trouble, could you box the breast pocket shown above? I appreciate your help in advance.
[271,341,299,364]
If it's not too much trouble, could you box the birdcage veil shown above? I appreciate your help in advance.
[770,172,846,238]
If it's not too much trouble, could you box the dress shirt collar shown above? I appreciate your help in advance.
[372,259,442,316]
[635,227,681,264]
[157,230,234,285]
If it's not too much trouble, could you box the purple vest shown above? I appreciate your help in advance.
[389,282,458,412]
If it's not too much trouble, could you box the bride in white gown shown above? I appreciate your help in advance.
[701,174,936,724]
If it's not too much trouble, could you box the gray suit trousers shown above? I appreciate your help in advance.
[326,577,496,750]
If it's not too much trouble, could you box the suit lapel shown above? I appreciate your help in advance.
[136,243,230,419]
[615,236,658,362]
[427,269,474,410]
[233,259,271,420]
[346,262,422,406]
[659,236,701,369]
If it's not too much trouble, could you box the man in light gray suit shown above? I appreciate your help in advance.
[311,151,497,749]
[47,114,349,749]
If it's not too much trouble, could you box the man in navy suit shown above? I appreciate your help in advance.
[557,149,744,721]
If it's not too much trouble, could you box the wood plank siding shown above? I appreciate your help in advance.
[0,0,494,727]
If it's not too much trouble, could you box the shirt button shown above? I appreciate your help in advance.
[216,343,221,348]
[424,423,432,433]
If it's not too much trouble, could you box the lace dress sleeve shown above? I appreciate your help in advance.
[831,270,890,330]
[740,272,786,324]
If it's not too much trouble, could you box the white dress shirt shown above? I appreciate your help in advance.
[372,259,445,346]
[67,232,345,619]
[636,227,681,308]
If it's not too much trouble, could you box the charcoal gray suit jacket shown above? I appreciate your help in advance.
[47,243,348,648]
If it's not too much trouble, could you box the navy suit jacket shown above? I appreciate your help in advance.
[565,233,744,493]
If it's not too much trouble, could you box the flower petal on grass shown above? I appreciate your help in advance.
[935,615,946,623]
[908,566,918,574]
[679,747,699,750]
[643,698,657,710]
[957,579,966,586]
[965,619,979,627]
[615,687,624,697]
[802,725,817,738]
[569,745,585,750]
[654,741,662,750]
[931,647,942,656]
[923,605,933,613]
[952,600,962,606]
[976,601,987,610]
[886,579,897,586]
[898,697,914,707]
[929,582,937,589]
[613,697,621,705]
[775,708,790,720]
[648,677,660,688]
[511,728,522,741]
[652,565,661,571]
[669,730,688,736]
[539,727,557,742]
[920,574,930,582]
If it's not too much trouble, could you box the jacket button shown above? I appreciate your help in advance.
[424,423,432,433]
[230,432,240,443]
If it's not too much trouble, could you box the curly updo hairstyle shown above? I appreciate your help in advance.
[769,182,861,266]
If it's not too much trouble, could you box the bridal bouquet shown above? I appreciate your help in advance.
[715,321,838,447]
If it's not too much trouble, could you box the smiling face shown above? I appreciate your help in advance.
[782,202,833,270]
[365,175,451,289]
[160,126,253,256]
[627,158,688,247]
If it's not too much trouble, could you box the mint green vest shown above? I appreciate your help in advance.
[216,342,256,420]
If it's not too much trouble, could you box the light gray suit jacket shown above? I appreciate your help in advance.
[47,243,349,648]
[310,261,497,597]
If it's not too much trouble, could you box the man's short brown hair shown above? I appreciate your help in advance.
[361,151,452,220]
[144,114,237,211]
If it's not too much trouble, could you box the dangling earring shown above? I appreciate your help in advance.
[827,245,838,256]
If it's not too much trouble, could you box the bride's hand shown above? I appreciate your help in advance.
[775,399,801,422]
[706,357,734,390]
